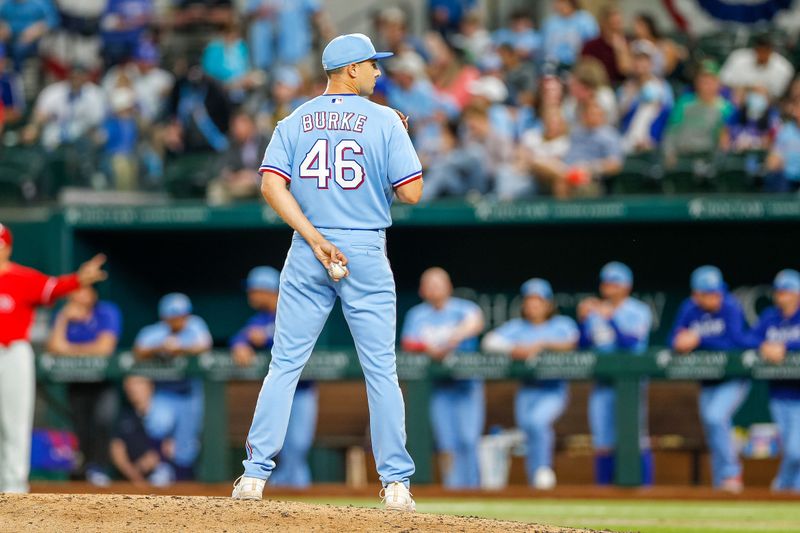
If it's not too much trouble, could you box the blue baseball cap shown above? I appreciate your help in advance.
[691,266,726,293]
[774,269,800,292]
[159,293,192,319]
[521,278,553,300]
[247,266,280,292]
[321,33,393,71]
[600,261,633,286]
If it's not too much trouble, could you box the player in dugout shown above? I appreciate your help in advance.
[0,223,107,493]
[401,267,485,489]
[749,269,800,492]
[578,261,653,486]
[481,278,580,489]
[231,266,318,488]
[670,265,752,492]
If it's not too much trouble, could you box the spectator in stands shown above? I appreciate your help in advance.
[246,66,304,136]
[514,108,570,200]
[541,0,598,69]
[101,40,175,126]
[750,269,800,493]
[420,119,489,201]
[133,293,211,480]
[780,76,800,117]
[230,266,317,487]
[0,43,24,124]
[450,10,492,65]
[663,60,733,165]
[427,32,480,112]
[99,0,154,67]
[720,33,794,101]
[46,286,121,487]
[0,0,59,70]
[491,9,539,60]
[577,262,653,486]
[173,0,231,29]
[374,7,427,59]
[429,0,477,37]
[723,84,779,153]
[111,376,175,487]
[482,278,579,489]
[497,43,536,107]
[243,0,330,72]
[562,58,617,128]
[580,5,631,86]
[765,101,800,192]
[618,40,673,154]
[402,267,485,489]
[97,87,140,190]
[385,52,447,149]
[531,98,623,198]
[163,63,231,154]
[206,111,266,204]
[631,13,686,78]
[467,75,515,138]
[22,62,106,151]
[201,19,264,104]
[462,102,515,195]
[670,266,751,492]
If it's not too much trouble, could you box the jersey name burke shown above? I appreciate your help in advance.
[301,112,368,133]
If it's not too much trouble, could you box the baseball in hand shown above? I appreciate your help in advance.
[328,261,348,281]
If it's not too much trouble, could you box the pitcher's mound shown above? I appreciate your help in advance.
[0,493,599,532]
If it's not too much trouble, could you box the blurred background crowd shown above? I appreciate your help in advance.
[2,0,800,204]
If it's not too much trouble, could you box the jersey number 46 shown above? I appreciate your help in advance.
[300,139,364,190]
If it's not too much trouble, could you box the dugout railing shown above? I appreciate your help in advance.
[35,349,800,487]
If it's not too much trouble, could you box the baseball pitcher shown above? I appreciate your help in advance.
[232,34,422,511]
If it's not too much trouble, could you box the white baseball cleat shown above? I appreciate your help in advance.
[231,475,266,500]
[381,481,416,512]
[533,466,557,490]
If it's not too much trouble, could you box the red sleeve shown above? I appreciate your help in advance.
[39,274,81,305]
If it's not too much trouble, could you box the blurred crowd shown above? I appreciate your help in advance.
[2,0,800,203]
[38,261,800,493]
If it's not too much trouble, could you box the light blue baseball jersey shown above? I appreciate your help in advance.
[401,297,482,352]
[134,315,212,350]
[259,93,422,230]
[582,298,652,354]
[490,316,580,346]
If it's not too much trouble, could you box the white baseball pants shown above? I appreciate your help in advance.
[0,341,35,493]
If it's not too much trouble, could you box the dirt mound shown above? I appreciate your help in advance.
[0,493,599,532]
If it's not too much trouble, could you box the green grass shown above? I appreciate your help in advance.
[293,497,800,533]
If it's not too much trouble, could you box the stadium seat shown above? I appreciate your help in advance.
[164,153,221,199]
[662,153,718,194]
[610,153,663,194]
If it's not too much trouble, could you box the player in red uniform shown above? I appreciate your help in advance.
[0,223,107,493]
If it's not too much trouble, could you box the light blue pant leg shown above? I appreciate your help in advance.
[515,382,569,484]
[431,380,484,488]
[770,396,800,491]
[269,384,319,488]
[143,389,177,441]
[589,385,615,451]
[452,380,484,488]
[333,230,415,487]
[699,380,751,487]
[243,236,337,480]
[172,379,204,467]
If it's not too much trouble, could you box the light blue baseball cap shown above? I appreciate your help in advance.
[247,266,280,292]
[321,33,393,71]
[521,278,553,300]
[600,261,633,286]
[159,292,192,319]
[774,269,800,292]
[691,265,726,293]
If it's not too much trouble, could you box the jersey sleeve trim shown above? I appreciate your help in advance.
[392,170,423,189]
[41,277,57,304]
[259,165,292,182]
